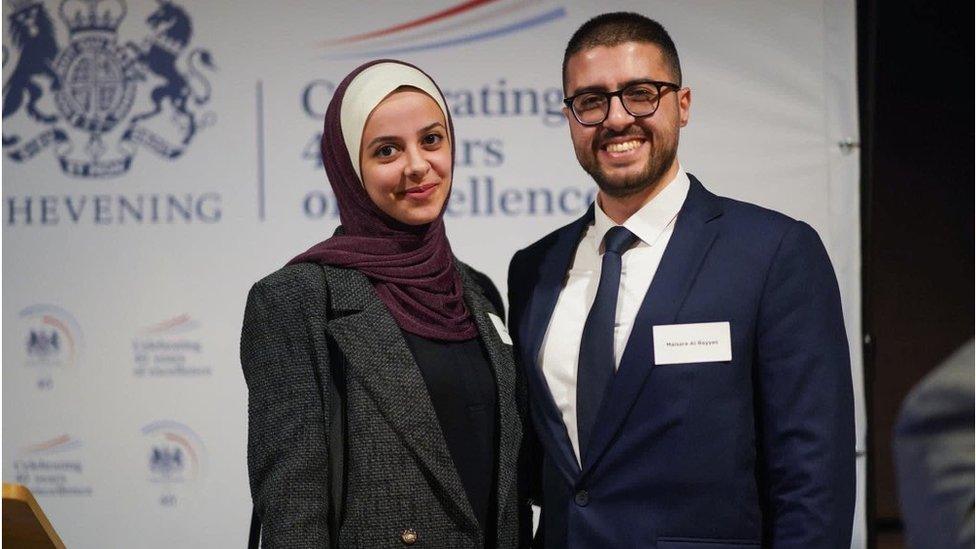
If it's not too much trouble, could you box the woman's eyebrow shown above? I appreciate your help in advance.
[365,134,402,149]
[418,122,446,134]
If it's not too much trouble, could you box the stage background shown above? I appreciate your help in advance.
[2,1,863,546]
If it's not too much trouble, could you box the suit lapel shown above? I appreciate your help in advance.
[320,265,479,531]
[521,207,594,481]
[456,263,521,539]
[581,176,724,476]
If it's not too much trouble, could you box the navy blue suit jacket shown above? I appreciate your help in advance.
[508,175,855,549]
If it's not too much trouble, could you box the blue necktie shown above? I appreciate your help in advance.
[577,225,638,461]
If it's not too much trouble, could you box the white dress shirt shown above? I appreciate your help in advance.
[538,167,690,464]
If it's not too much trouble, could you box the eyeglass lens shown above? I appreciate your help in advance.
[572,84,662,125]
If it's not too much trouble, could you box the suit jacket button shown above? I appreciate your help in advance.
[400,529,418,545]
[574,489,589,506]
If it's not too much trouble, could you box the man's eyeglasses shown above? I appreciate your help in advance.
[563,81,680,126]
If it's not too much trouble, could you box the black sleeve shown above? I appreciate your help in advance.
[240,271,334,548]
[508,250,545,548]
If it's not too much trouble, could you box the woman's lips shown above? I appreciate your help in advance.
[403,182,439,200]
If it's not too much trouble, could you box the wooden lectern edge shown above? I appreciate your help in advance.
[3,482,68,549]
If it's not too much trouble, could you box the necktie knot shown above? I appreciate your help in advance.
[603,226,638,255]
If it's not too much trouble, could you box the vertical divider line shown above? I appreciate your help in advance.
[256,80,266,221]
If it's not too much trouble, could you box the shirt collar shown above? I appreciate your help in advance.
[592,165,691,253]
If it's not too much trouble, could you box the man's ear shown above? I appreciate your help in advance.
[678,87,692,128]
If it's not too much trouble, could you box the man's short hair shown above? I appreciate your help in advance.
[562,12,682,92]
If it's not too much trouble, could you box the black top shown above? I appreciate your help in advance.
[403,332,498,542]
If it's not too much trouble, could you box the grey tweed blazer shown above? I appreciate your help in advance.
[241,261,526,548]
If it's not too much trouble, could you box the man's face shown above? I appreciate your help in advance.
[564,42,690,198]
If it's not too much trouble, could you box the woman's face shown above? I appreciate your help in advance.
[359,90,452,226]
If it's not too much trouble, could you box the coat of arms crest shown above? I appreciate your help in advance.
[2,0,215,177]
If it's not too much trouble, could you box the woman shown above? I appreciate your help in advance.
[241,60,526,548]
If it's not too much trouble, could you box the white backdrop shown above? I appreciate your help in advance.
[2,1,864,547]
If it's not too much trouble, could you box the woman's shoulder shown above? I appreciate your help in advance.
[248,263,330,309]
[457,261,504,316]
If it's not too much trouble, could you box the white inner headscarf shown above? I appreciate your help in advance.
[339,62,450,182]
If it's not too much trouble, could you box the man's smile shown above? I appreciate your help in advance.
[598,136,648,163]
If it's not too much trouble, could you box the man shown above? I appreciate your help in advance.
[508,12,855,548]
[895,340,975,549]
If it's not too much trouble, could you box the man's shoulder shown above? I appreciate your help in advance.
[696,178,839,289]
[512,216,584,265]
[897,340,976,435]
[709,188,797,233]
[696,178,814,251]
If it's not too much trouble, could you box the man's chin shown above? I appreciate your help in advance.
[586,148,677,199]
[589,167,654,198]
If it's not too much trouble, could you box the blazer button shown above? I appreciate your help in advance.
[400,529,418,545]
[574,489,589,507]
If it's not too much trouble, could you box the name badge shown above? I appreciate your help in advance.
[653,322,732,365]
[487,313,513,345]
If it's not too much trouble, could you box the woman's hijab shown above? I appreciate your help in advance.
[289,60,477,341]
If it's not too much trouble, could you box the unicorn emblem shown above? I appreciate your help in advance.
[127,0,215,145]
[2,0,61,146]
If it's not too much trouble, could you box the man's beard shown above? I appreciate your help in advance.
[581,130,678,199]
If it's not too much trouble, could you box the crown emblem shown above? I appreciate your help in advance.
[59,0,126,34]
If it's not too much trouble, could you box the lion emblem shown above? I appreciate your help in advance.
[2,0,61,146]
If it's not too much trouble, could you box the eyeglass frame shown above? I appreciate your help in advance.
[563,80,681,126]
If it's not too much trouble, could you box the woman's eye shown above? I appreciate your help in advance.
[376,145,397,158]
[422,133,443,146]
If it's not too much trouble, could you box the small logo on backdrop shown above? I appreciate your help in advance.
[14,435,93,496]
[1,0,216,178]
[132,314,211,377]
[19,304,83,389]
[142,420,206,484]
[142,420,206,507]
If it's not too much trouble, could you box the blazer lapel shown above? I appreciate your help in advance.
[320,265,479,531]
[581,176,724,476]
[456,263,521,538]
[520,207,594,481]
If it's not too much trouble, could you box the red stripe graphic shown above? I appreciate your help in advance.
[146,314,191,334]
[320,0,498,46]
[165,432,200,476]
[338,0,528,53]
[43,315,76,363]
[24,434,71,453]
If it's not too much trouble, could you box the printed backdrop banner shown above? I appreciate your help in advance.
[1,1,864,547]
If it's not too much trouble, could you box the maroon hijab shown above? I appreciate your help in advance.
[289,60,476,341]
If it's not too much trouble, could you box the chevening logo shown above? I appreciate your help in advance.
[142,420,205,484]
[2,0,215,177]
[19,304,83,389]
